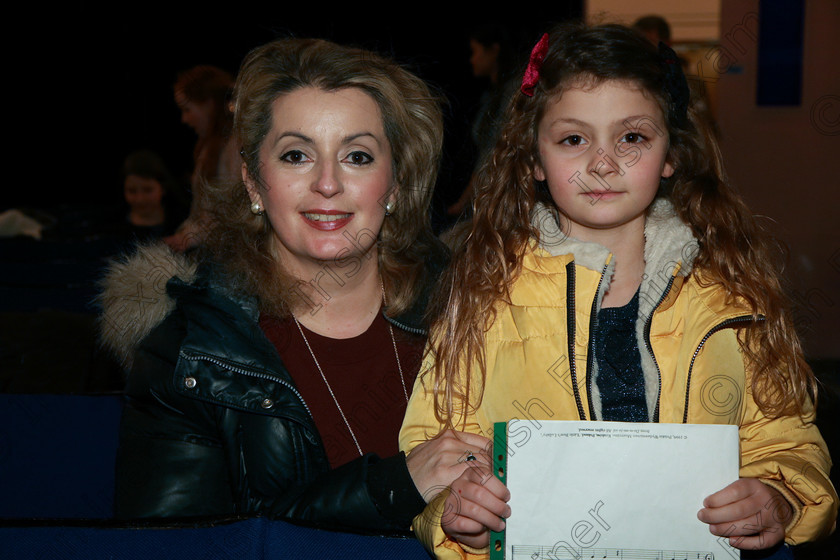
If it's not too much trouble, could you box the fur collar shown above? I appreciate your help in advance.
[97,242,198,373]
[98,240,444,374]
[531,198,699,420]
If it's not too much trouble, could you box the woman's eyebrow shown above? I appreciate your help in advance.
[268,131,383,148]
[269,131,313,148]
[342,132,383,147]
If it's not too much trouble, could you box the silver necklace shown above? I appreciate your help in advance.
[292,291,408,457]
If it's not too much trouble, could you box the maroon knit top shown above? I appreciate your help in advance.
[259,311,425,469]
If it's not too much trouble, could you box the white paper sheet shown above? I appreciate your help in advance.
[498,420,740,560]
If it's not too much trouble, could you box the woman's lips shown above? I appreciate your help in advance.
[301,210,353,231]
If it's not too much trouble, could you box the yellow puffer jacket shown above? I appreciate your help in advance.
[399,200,837,559]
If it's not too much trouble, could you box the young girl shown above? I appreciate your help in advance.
[399,23,837,559]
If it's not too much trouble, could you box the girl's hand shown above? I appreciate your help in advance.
[441,454,511,549]
[698,478,793,550]
[406,430,494,503]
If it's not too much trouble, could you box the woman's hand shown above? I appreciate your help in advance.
[406,430,493,502]
[441,455,510,549]
[698,477,792,550]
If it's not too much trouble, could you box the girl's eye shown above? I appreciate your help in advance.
[560,135,585,147]
[621,132,647,144]
[280,150,309,165]
[346,151,373,165]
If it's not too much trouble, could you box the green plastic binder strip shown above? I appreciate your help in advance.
[489,421,508,560]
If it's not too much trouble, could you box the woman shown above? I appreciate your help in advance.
[99,37,490,533]
[166,65,239,252]
[446,23,518,219]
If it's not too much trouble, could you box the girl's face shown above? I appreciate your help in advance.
[124,175,165,218]
[534,79,674,242]
[244,86,395,280]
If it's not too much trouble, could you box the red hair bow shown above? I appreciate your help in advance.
[521,33,549,97]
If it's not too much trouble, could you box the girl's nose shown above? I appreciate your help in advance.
[588,144,625,181]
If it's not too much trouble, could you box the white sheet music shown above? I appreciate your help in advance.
[510,545,715,559]
[501,421,739,560]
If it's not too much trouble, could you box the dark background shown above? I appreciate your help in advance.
[8,3,584,216]
[3,6,838,558]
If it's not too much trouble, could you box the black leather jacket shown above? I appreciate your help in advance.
[114,256,440,534]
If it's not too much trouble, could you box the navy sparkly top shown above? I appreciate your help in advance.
[594,289,648,422]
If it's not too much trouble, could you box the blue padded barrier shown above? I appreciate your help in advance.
[0,393,433,559]
[0,393,122,519]
[0,516,432,559]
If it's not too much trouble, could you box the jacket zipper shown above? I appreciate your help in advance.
[644,276,676,423]
[681,315,763,423]
[179,350,314,419]
[565,262,587,421]
[585,263,610,421]
[180,350,330,480]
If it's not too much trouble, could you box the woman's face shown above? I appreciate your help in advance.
[469,39,499,79]
[175,89,215,138]
[245,86,395,279]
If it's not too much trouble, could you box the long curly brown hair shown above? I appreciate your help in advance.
[199,38,446,319]
[427,22,816,428]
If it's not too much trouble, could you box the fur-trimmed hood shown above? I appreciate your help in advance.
[97,240,445,374]
[532,197,698,279]
[531,198,699,420]
[97,242,198,373]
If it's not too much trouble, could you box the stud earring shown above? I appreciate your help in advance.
[250,202,263,215]
[384,200,395,216]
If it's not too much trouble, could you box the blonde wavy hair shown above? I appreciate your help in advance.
[428,22,816,428]
[200,37,446,319]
